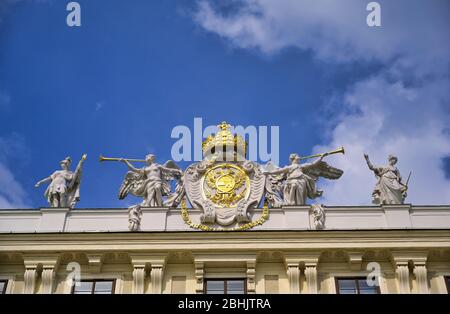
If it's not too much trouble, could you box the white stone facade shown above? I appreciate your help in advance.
[0,204,449,294]
[1,204,450,233]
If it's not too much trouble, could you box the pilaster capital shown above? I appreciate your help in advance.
[284,252,320,268]
[346,251,364,271]
[86,253,104,273]
[23,254,60,270]
[390,251,428,267]
[130,253,167,269]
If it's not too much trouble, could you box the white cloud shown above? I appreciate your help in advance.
[193,0,450,205]
[194,0,449,68]
[0,163,30,208]
[313,76,450,205]
[0,134,31,208]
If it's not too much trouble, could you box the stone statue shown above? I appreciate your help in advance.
[164,172,185,208]
[263,152,343,206]
[35,154,87,208]
[364,154,408,204]
[118,154,183,207]
[310,204,325,229]
[128,205,142,231]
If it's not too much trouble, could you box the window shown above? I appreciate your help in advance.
[336,277,380,294]
[0,280,8,294]
[204,279,246,294]
[445,276,450,294]
[72,280,115,294]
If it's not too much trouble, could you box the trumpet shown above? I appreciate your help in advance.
[300,147,345,160]
[99,155,146,163]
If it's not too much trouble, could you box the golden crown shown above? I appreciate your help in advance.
[202,122,247,157]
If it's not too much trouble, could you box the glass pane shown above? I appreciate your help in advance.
[73,281,94,294]
[338,279,357,294]
[206,280,225,294]
[227,280,245,294]
[0,281,6,294]
[358,279,379,294]
[447,277,450,293]
[94,281,114,294]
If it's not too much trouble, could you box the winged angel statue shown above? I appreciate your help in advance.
[263,152,343,206]
[116,154,183,230]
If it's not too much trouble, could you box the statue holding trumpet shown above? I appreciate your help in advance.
[100,153,183,208]
[263,147,345,206]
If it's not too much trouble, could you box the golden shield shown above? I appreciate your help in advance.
[201,163,250,208]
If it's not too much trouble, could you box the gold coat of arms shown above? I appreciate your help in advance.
[183,122,266,229]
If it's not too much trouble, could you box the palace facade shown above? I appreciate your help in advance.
[0,204,449,294]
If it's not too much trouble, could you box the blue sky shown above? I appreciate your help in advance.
[0,0,449,208]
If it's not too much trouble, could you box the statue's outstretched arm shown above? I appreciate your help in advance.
[121,159,141,174]
[364,154,376,171]
[265,166,288,175]
[35,176,52,187]
[302,153,328,170]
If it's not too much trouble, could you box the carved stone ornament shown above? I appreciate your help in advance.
[101,121,344,231]
[183,122,266,230]
[310,204,326,230]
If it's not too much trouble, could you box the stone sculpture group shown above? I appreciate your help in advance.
[34,122,410,231]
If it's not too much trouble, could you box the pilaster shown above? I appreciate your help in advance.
[23,268,37,294]
[23,254,60,294]
[132,267,146,294]
[148,255,167,294]
[194,261,205,294]
[413,265,429,294]
[304,265,318,294]
[246,260,256,294]
[391,251,428,294]
[286,263,301,294]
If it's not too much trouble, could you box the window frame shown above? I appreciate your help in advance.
[204,278,247,294]
[71,279,116,295]
[335,277,381,295]
[0,279,8,294]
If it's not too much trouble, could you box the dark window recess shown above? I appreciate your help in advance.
[0,280,8,294]
[445,276,450,294]
[204,279,246,294]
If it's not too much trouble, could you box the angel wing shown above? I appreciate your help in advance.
[118,171,146,200]
[161,160,185,207]
[160,160,182,196]
[303,161,343,181]
[161,160,181,180]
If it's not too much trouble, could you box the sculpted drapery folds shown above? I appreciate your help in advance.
[118,154,183,207]
[263,153,343,206]
[117,154,183,231]
[35,154,87,208]
[364,154,408,204]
